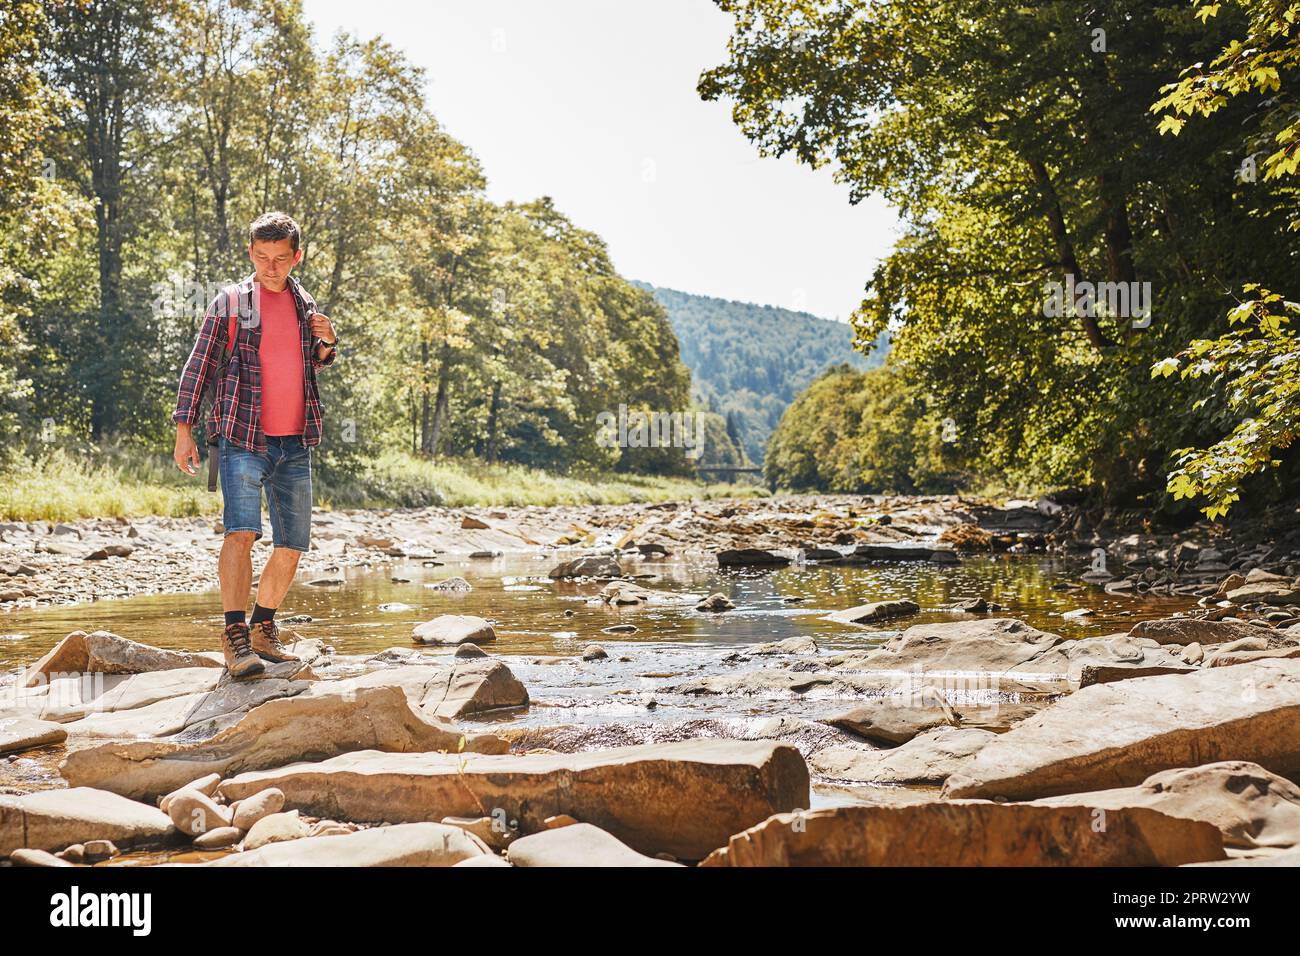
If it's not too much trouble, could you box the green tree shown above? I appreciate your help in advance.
[1150,0,1300,517]
[702,0,1298,506]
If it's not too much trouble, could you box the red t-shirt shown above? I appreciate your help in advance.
[258,286,306,437]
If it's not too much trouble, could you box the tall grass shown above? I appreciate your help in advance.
[316,450,765,509]
[0,445,766,521]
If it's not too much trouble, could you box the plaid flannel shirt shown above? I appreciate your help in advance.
[172,273,337,452]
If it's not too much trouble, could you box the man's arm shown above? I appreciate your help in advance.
[309,311,338,368]
[173,297,227,474]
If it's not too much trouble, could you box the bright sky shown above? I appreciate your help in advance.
[302,0,900,321]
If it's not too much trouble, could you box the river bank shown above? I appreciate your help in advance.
[4,490,1298,612]
[3,493,1300,867]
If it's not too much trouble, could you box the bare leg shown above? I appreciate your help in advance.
[219,532,257,614]
[255,547,302,610]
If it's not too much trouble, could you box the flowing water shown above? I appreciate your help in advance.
[1,551,1194,727]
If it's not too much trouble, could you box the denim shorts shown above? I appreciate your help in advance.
[219,435,313,552]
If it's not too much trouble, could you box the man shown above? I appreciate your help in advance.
[173,212,339,679]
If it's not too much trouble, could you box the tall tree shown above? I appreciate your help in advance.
[45,0,173,438]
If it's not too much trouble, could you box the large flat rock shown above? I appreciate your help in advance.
[943,659,1300,801]
[1,787,175,855]
[700,802,1225,867]
[202,822,490,866]
[38,667,227,722]
[841,543,957,563]
[1027,761,1300,851]
[57,675,310,739]
[0,717,67,754]
[811,727,998,785]
[824,600,920,625]
[219,738,810,860]
[317,661,528,719]
[822,690,957,744]
[22,630,222,687]
[1128,618,1271,646]
[836,619,1184,678]
[60,684,509,801]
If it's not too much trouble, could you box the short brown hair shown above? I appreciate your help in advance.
[248,211,301,251]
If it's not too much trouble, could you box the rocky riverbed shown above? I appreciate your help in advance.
[3,493,1300,867]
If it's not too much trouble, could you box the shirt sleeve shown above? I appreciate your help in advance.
[172,294,229,424]
[311,338,338,369]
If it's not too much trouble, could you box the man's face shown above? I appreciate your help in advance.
[248,238,302,287]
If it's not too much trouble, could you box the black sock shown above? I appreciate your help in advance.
[224,610,246,627]
[249,604,276,626]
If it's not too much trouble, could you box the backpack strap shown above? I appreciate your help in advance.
[207,284,246,492]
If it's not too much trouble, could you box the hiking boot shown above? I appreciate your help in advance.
[220,622,265,679]
[249,619,300,663]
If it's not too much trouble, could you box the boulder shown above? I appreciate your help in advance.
[167,788,231,836]
[427,576,472,592]
[1028,761,1300,851]
[420,659,529,720]
[203,822,490,867]
[1128,618,1274,646]
[723,636,818,660]
[1226,581,1300,605]
[193,826,242,850]
[943,659,1300,801]
[1205,643,1300,668]
[441,815,516,851]
[243,810,309,850]
[506,823,682,867]
[218,739,810,861]
[811,727,998,785]
[548,556,623,579]
[231,788,285,830]
[0,787,175,855]
[699,802,1224,867]
[824,599,920,625]
[715,549,790,568]
[60,684,509,801]
[22,630,221,687]
[0,716,67,754]
[412,614,496,646]
[843,543,958,563]
[160,773,221,814]
[848,618,1062,672]
[696,593,735,612]
[56,674,309,739]
[598,581,681,606]
[841,618,1184,678]
[822,689,958,744]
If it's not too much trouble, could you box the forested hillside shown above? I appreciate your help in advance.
[636,282,887,464]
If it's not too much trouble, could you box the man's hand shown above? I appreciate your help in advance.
[310,311,336,344]
[174,425,201,476]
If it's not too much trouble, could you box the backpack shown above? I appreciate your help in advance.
[203,284,254,492]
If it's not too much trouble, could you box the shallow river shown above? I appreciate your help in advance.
[2,551,1193,729]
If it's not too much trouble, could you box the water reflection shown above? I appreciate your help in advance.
[1,552,1194,668]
